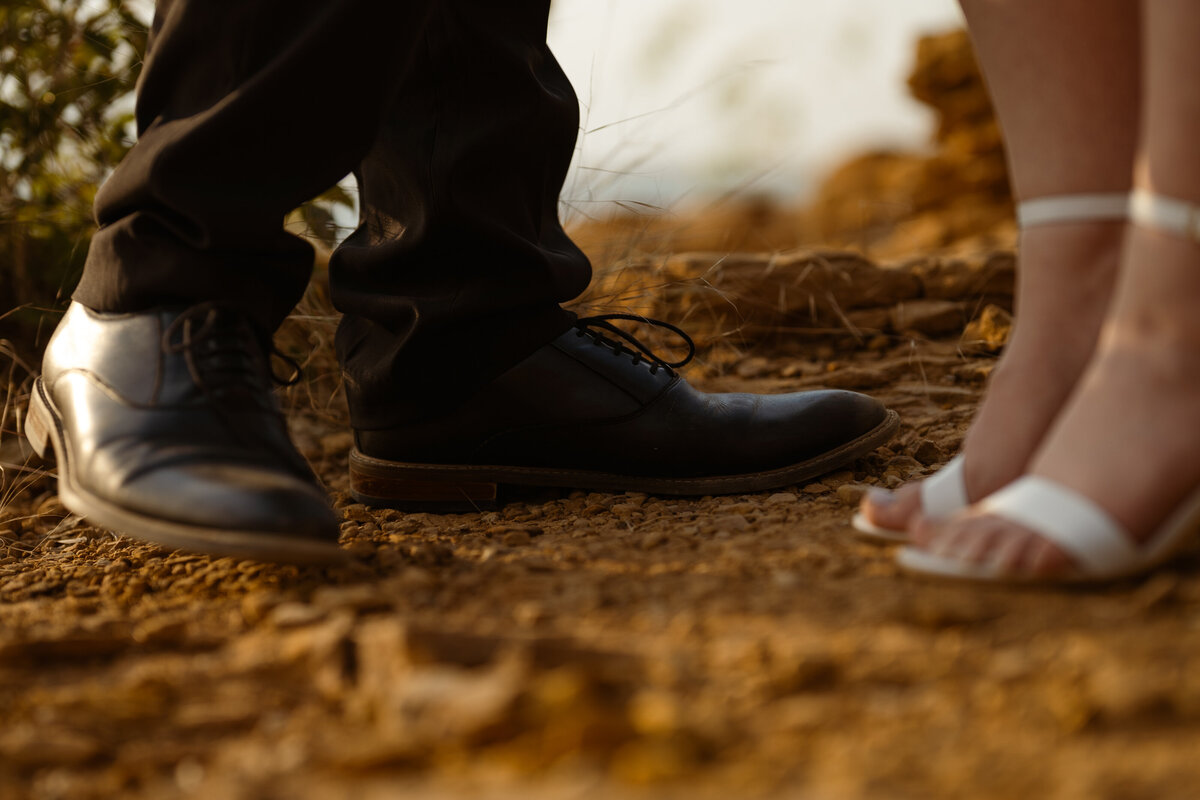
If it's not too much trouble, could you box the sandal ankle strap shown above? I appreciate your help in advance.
[1016,193,1130,229]
[1130,189,1200,243]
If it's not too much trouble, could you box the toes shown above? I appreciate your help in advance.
[907,511,942,548]
[986,526,1035,574]
[922,516,1002,564]
[906,511,1076,579]
[861,484,922,530]
[953,520,1004,564]
[1027,537,1072,577]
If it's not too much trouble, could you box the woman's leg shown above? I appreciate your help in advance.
[910,0,1200,574]
[861,0,1140,531]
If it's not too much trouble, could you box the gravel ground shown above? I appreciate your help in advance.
[3,306,1200,800]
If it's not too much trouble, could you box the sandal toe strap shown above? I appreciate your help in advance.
[978,476,1137,575]
[920,454,968,519]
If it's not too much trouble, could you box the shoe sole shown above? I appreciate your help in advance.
[25,379,346,566]
[348,409,901,511]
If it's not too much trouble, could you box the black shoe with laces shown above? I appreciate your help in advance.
[25,302,342,563]
[348,313,899,510]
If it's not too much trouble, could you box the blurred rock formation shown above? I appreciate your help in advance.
[570,29,1018,360]
[806,28,1015,259]
[570,28,1015,264]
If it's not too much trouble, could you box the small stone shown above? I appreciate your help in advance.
[766,492,797,506]
[132,616,189,644]
[890,299,967,337]
[242,593,284,624]
[711,514,750,533]
[312,584,393,613]
[802,483,830,495]
[502,530,532,547]
[513,602,545,625]
[844,307,892,333]
[961,304,1013,353]
[342,504,373,523]
[735,357,772,379]
[780,363,807,378]
[823,470,855,486]
[771,570,802,589]
[344,540,376,560]
[271,602,327,628]
[887,455,923,472]
[35,496,68,518]
[771,653,840,694]
[836,484,867,506]
[641,530,669,550]
[320,431,355,457]
[0,728,101,767]
[912,439,944,466]
[384,519,421,536]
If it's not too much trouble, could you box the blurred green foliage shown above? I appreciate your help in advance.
[1,1,354,358]
[1,0,146,349]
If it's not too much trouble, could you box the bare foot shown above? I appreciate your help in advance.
[860,221,1124,534]
[908,227,1200,576]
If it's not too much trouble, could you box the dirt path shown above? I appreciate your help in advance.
[3,323,1199,800]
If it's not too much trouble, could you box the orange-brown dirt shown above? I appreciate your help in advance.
[3,29,1200,800]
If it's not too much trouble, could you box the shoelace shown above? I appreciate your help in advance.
[162,303,300,408]
[573,313,696,375]
[160,303,314,477]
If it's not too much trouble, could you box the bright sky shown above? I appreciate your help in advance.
[547,0,965,213]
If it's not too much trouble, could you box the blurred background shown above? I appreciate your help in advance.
[549,0,964,211]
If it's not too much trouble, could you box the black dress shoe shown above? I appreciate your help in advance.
[25,302,342,563]
[348,314,899,509]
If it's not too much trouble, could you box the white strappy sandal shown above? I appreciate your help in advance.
[852,455,967,542]
[851,192,1130,544]
[898,189,1200,583]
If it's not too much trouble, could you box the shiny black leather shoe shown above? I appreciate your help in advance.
[348,314,899,510]
[26,302,343,563]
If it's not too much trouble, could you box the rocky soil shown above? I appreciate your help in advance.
[4,241,1200,800]
[4,28,1200,800]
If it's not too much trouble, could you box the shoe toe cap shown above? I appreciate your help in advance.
[115,463,341,542]
[755,388,889,457]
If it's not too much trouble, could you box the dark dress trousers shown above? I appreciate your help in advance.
[74,0,593,426]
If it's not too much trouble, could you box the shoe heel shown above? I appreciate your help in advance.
[25,385,57,464]
[349,459,498,512]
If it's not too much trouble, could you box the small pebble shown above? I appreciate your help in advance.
[912,439,944,466]
[342,504,373,523]
[642,530,669,550]
[836,484,867,506]
[502,530,532,547]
